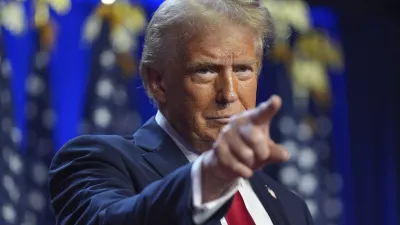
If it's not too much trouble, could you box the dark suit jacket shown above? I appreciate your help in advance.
[48,117,313,225]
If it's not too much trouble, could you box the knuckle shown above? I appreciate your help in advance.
[214,146,229,166]
[257,148,270,161]
[251,131,265,144]
[242,149,254,163]
[231,163,243,175]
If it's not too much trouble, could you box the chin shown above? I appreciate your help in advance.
[206,125,225,139]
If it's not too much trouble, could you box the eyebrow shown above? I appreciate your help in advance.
[186,59,258,69]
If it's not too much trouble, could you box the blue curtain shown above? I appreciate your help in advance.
[338,12,398,225]
[3,1,396,224]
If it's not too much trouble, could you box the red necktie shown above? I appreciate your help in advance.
[225,192,255,225]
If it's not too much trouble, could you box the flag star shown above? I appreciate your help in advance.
[113,88,128,106]
[42,108,57,130]
[21,211,37,225]
[279,116,297,135]
[1,89,11,105]
[26,74,45,97]
[323,198,343,219]
[2,204,17,223]
[2,174,21,203]
[34,51,49,69]
[279,165,300,186]
[1,59,12,77]
[93,107,112,128]
[281,140,299,162]
[2,117,12,132]
[3,174,16,192]
[8,186,21,203]
[298,174,318,196]
[28,190,46,212]
[100,50,116,69]
[96,78,114,99]
[297,147,317,170]
[296,122,313,142]
[111,25,135,53]
[82,14,102,42]
[32,162,48,186]
[9,152,23,175]
[10,127,22,144]
[2,146,12,161]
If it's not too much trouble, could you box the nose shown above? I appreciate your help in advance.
[216,70,239,105]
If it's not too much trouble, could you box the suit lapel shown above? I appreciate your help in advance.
[134,118,288,225]
[133,117,190,177]
[250,172,291,225]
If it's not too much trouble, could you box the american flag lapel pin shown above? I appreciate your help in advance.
[265,185,277,199]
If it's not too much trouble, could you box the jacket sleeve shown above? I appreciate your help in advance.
[48,135,230,225]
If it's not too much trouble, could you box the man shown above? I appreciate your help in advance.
[49,0,313,224]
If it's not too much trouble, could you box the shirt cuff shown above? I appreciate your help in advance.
[191,151,239,224]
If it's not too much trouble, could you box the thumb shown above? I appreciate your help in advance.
[250,95,282,125]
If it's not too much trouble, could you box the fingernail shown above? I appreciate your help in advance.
[284,151,290,160]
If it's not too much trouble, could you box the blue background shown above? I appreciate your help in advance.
[3,1,397,224]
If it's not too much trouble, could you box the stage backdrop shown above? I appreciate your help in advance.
[0,0,396,225]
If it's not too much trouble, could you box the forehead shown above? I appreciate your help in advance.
[182,24,259,64]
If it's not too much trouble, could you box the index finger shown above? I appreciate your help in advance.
[250,95,282,125]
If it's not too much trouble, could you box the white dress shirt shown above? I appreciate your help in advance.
[155,111,274,225]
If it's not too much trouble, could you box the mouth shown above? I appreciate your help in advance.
[206,115,235,124]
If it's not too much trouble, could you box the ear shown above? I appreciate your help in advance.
[145,66,167,104]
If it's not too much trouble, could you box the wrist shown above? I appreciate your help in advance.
[201,151,237,203]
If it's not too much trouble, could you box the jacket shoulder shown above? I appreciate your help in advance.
[50,134,145,168]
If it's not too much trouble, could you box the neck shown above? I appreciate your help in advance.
[158,109,214,154]
[189,138,214,154]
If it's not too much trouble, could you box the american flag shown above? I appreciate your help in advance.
[276,73,343,225]
[23,31,56,224]
[80,20,142,135]
[0,28,26,225]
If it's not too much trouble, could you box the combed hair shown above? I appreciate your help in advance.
[139,0,276,100]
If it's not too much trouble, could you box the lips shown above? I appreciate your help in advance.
[206,115,235,123]
[210,118,231,124]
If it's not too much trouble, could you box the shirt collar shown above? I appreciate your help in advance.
[155,110,199,162]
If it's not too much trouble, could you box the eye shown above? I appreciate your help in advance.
[195,67,215,75]
[234,66,254,79]
[234,66,252,73]
[190,67,217,83]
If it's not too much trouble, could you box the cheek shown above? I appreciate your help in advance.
[182,80,216,110]
[238,78,258,109]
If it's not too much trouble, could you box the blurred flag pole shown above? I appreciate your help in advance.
[0,15,26,225]
[21,1,59,224]
[260,0,344,224]
[79,1,146,135]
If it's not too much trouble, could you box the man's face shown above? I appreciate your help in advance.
[158,24,260,152]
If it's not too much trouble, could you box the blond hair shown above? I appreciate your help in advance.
[139,0,276,100]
